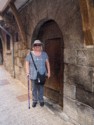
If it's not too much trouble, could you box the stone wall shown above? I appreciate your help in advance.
[2,33,13,74]
[64,47,94,125]
[2,0,94,125]
[14,41,27,86]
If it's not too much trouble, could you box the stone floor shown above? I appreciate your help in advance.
[0,65,73,125]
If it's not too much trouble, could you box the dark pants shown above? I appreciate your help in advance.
[31,80,44,103]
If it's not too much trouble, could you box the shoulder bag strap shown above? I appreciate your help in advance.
[30,52,38,71]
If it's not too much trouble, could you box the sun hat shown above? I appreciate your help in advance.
[33,40,42,45]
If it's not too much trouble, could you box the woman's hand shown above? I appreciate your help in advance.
[47,72,51,79]
[27,73,30,77]
[46,59,51,79]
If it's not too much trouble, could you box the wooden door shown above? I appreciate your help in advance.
[44,38,63,106]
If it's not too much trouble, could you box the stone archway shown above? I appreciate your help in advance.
[0,38,3,65]
[32,19,64,106]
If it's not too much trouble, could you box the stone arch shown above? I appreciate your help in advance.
[32,19,64,46]
[79,0,94,45]
[32,19,64,106]
[31,19,51,43]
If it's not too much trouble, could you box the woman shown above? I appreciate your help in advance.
[26,40,50,107]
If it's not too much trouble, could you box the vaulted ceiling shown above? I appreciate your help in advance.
[0,0,94,45]
[0,0,31,13]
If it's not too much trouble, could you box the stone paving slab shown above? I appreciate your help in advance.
[0,66,74,125]
[0,79,10,86]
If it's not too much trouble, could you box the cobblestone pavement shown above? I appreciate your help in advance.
[0,65,73,125]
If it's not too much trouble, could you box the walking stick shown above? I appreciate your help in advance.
[27,75,30,109]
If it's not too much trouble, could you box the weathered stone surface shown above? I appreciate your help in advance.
[63,97,78,121]
[85,107,94,125]
[76,101,94,125]
[16,57,23,67]
[15,65,20,76]
[64,49,77,64]
[76,66,94,92]
[64,64,78,84]
[64,63,94,92]
[4,54,13,74]
[18,50,27,58]
[14,43,18,53]
[64,83,76,99]
[76,87,94,108]
[77,48,94,67]
[63,96,94,125]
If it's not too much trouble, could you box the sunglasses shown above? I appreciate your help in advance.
[34,44,42,47]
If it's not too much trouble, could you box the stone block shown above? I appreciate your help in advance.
[64,64,78,84]
[64,82,76,99]
[16,57,23,68]
[15,66,20,75]
[64,49,77,64]
[18,69,27,86]
[76,102,87,125]
[14,42,19,53]
[35,0,48,19]
[63,97,78,121]
[77,49,94,67]
[77,57,87,66]
[63,33,83,50]
[76,87,94,108]
[76,101,94,125]
[18,42,23,50]
[18,50,27,58]
[65,64,94,92]
[85,107,94,125]
[76,66,94,92]
[14,52,18,58]
[63,97,94,125]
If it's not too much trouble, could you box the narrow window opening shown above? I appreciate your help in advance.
[15,32,19,42]
[6,34,10,50]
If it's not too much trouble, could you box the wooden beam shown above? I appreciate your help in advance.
[79,0,93,45]
[9,2,27,48]
[0,0,11,13]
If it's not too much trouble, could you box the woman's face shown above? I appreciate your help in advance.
[33,44,42,51]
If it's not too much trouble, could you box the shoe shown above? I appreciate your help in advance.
[32,102,37,107]
[40,102,44,107]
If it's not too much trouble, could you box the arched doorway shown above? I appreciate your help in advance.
[32,20,64,106]
[0,38,3,65]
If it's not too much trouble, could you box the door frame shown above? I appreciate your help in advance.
[32,19,64,106]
